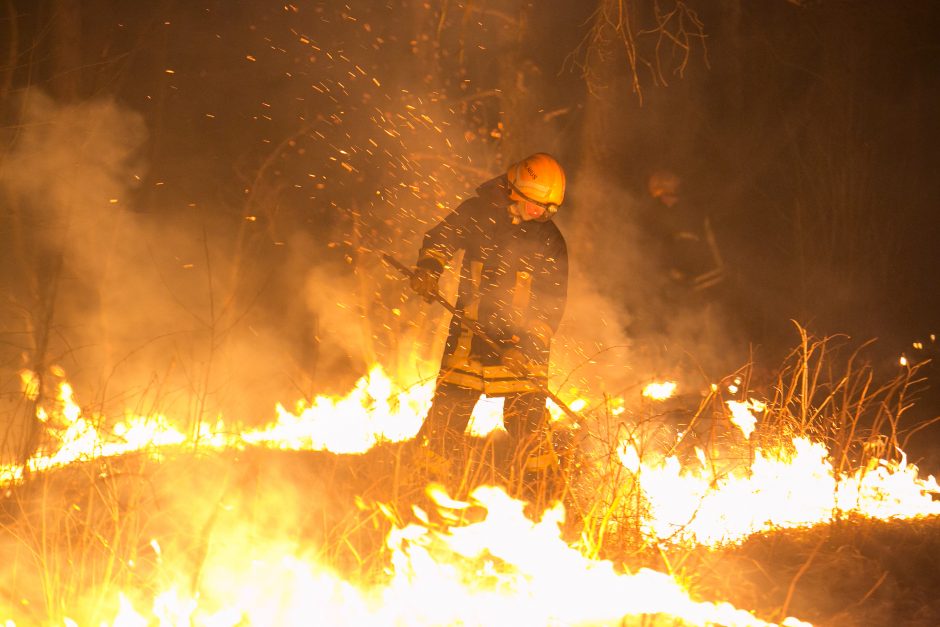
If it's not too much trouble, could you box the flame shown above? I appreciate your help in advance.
[240,365,433,454]
[2,366,433,484]
[5,365,940,625]
[4,365,571,484]
[92,486,809,627]
[726,399,765,440]
[4,370,197,484]
[8,366,940,545]
[19,369,40,401]
[642,381,677,400]
[617,436,940,546]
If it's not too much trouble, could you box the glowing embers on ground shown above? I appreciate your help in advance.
[104,485,808,627]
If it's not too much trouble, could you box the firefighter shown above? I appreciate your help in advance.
[409,152,569,478]
[644,169,725,301]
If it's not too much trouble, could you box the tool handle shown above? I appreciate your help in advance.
[381,253,413,277]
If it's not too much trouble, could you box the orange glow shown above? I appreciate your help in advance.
[5,365,940,625]
[617,435,940,546]
[642,381,677,400]
[96,486,810,627]
[726,398,764,440]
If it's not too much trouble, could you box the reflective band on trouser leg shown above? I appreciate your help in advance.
[481,363,546,395]
[439,364,484,391]
[521,425,558,473]
[412,445,452,479]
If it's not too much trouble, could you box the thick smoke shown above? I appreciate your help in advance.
[0,89,369,441]
[551,169,748,419]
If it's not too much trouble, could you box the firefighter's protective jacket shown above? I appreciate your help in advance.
[416,175,568,395]
[641,199,724,294]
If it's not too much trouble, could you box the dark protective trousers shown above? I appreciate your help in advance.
[419,381,549,469]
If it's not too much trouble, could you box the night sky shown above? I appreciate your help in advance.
[1,1,938,455]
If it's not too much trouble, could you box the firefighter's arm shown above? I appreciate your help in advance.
[415,199,475,273]
[411,200,475,298]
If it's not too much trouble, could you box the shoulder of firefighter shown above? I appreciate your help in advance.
[415,179,504,275]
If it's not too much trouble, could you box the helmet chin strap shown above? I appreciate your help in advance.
[507,177,558,221]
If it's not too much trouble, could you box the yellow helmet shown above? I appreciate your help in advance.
[506,153,565,220]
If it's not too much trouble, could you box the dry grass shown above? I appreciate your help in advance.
[0,327,938,624]
[684,515,940,626]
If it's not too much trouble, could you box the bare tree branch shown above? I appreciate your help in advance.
[565,0,708,103]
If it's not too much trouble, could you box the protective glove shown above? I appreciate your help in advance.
[409,266,440,303]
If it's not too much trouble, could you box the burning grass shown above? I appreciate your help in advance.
[0,329,938,625]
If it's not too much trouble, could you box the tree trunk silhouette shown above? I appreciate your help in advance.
[572,0,628,257]
[49,0,82,100]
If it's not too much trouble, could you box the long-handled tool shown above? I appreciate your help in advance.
[382,253,582,425]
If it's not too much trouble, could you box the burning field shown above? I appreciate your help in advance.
[1,333,938,627]
[2,2,940,625]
